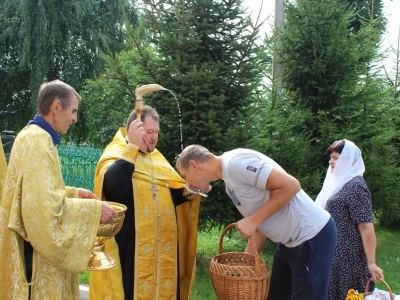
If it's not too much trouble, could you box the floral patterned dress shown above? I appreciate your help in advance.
[326,176,374,300]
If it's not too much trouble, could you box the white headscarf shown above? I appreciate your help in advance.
[315,139,365,209]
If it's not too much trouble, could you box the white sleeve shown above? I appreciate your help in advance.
[227,153,274,190]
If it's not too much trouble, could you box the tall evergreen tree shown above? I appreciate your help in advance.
[277,0,400,225]
[83,0,270,228]
[133,0,268,157]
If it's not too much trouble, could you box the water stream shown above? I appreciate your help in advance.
[165,89,183,151]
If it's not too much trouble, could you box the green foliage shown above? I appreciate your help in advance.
[81,0,270,229]
[260,0,400,225]
[81,48,154,147]
[132,0,269,155]
[135,0,270,228]
[339,0,385,35]
[281,0,373,115]
[0,0,138,133]
[247,89,323,195]
[79,271,90,285]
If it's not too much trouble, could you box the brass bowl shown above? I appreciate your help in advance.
[109,201,127,217]
[88,201,128,271]
[97,202,127,237]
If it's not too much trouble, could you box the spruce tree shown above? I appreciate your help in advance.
[82,0,269,228]
[132,0,267,156]
[277,0,400,224]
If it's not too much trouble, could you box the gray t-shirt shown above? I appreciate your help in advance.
[221,148,330,247]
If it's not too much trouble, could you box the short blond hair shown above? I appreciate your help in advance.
[176,145,213,170]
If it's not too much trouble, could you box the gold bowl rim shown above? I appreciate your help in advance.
[106,201,127,214]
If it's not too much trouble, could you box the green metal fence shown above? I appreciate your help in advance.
[58,145,103,191]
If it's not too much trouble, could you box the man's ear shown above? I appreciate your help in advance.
[50,99,62,113]
[189,160,198,170]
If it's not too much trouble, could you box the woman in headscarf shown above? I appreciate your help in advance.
[316,139,384,300]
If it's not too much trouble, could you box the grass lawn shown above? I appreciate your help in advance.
[80,224,399,298]
[373,225,400,293]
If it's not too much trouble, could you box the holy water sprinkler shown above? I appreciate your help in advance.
[135,84,167,120]
[135,83,184,151]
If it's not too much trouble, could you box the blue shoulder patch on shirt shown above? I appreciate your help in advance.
[246,165,257,172]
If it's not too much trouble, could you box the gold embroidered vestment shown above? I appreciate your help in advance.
[89,128,200,300]
[0,125,102,300]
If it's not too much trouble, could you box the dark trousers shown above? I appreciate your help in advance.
[25,240,33,300]
[267,217,337,300]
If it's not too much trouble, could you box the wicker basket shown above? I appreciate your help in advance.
[209,223,270,300]
[363,278,394,300]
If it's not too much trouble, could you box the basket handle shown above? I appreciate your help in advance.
[218,223,263,276]
[364,277,394,300]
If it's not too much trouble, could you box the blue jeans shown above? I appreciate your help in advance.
[267,217,337,300]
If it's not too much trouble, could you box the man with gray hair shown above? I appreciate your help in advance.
[0,80,117,300]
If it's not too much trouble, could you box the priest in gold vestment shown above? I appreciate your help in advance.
[0,80,117,300]
[89,106,201,300]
